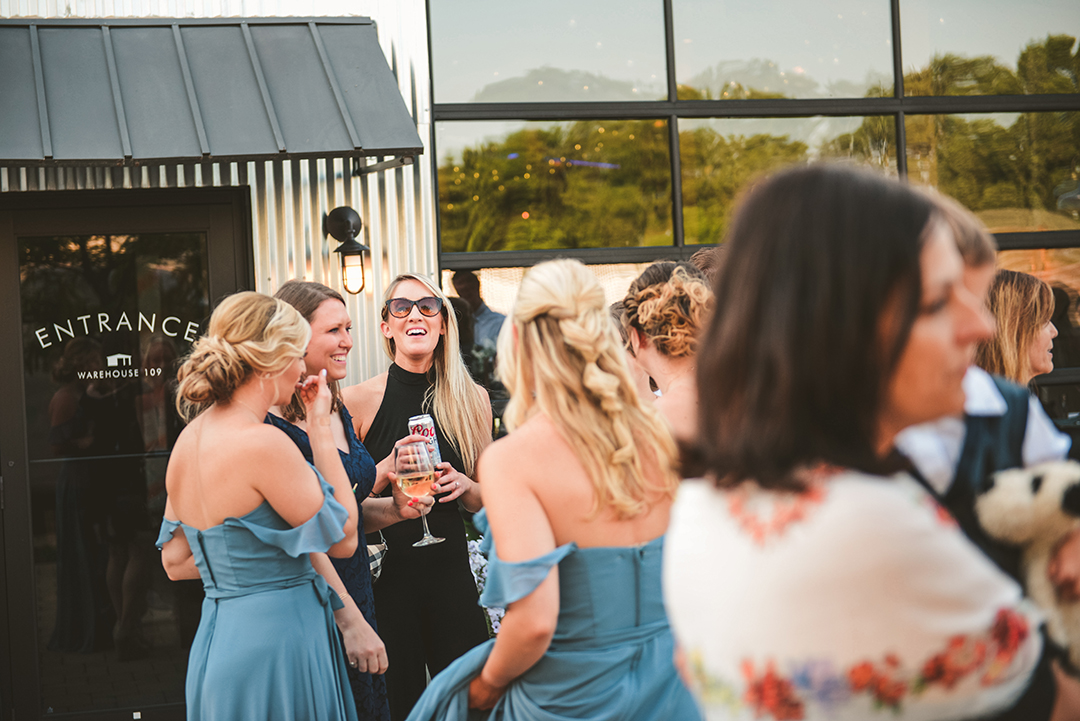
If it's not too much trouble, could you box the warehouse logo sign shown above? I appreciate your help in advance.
[34,311,201,350]
[34,311,201,380]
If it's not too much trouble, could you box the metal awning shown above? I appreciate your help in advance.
[0,17,424,167]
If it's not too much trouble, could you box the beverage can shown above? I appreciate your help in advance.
[407,413,443,467]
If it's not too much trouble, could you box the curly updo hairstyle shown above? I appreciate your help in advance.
[175,291,311,421]
[497,259,678,518]
[622,262,713,358]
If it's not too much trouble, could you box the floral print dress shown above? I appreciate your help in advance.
[662,470,1044,721]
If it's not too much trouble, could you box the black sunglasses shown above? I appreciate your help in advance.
[385,296,444,318]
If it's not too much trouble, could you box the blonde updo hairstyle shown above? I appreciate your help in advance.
[380,273,490,476]
[622,262,713,358]
[176,292,311,421]
[497,259,678,518]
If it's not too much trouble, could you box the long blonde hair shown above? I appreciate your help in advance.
[176,292,310,422]
[976,269,1054,384]
[381,273,490,475]
[497,259,678,518]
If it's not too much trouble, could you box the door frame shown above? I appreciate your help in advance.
[0,187,253,720]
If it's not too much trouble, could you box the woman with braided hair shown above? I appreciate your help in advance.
[405,259,702,721]
[622,262,713,442]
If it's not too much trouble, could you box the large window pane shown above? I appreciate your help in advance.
[679,116,897,244]
[429,0,667,103]
[437,120,673,252]
[900,1,1080,96]
[905,112,1080,233]
[673,0,894,100]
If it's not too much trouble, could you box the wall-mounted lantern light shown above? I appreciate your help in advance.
[323,206,370,294]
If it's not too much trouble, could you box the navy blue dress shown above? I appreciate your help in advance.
[268,406,391,721]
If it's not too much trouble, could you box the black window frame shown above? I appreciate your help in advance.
[427,0,1080,271]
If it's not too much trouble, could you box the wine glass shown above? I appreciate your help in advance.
[395,441,444,547]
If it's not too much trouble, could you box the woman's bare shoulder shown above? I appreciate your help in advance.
[479,416,562,484]
[342,373,388,414]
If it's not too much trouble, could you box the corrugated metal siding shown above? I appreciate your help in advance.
[0,0,435,384]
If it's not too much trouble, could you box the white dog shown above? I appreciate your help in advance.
[976,460,1080,666]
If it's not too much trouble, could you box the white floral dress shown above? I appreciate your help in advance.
[663,470,1044,721]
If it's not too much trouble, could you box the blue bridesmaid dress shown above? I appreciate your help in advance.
[405,511,702,721]
[156,472,359,721]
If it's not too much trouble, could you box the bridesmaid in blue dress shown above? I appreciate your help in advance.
[157,291,360,720]
[271,281,429,721]
[406,260,702,721]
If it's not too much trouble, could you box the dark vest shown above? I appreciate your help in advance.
[941,375,1029,584]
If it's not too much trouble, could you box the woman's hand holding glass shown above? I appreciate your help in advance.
[394,441,444,547]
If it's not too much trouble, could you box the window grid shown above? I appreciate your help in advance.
[429,0,1080,269]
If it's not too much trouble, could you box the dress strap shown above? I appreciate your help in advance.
[474,510,577,607]
[156,517,181,549]
[231,471,349,558]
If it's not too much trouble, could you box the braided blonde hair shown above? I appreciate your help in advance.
[176,292,310,422]
[381,273,490,476]
[497,259,678,518]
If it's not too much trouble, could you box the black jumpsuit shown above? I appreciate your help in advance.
[362,363,490,721]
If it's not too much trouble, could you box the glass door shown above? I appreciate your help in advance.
[0,189,252,720]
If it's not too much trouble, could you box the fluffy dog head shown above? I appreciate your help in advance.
[976,460,1080,546]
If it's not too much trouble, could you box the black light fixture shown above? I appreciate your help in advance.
[323,206,370,294]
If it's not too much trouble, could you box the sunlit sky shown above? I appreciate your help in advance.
[430,0,1077,159]
[431,0,1078,102]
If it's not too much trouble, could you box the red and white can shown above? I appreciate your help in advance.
[408,413,443,467]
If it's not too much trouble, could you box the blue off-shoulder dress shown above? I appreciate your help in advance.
[156,471,358,721]
[405,511,702,721]
[267,407,390,721]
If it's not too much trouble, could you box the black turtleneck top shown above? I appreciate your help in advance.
[362,363,470,556]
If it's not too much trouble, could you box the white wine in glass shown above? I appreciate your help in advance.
[395,441,444,547]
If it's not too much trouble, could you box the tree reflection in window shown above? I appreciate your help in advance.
[437,120,672,253]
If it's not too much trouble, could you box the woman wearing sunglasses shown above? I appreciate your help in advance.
[343,273,492,721]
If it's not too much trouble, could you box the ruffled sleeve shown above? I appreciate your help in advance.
[474,509,577,608]
[156,517,181,550]
[227,468,349,558]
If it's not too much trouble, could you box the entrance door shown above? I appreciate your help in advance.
[0,188,252,720]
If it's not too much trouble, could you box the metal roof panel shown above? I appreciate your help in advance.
[38,26,124,160]
[321,23,428,154]
[180,25,280,159]
[111,26,203,160]
[0,18,423,165]
[0,27,45,160]
[248,23,354,154]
